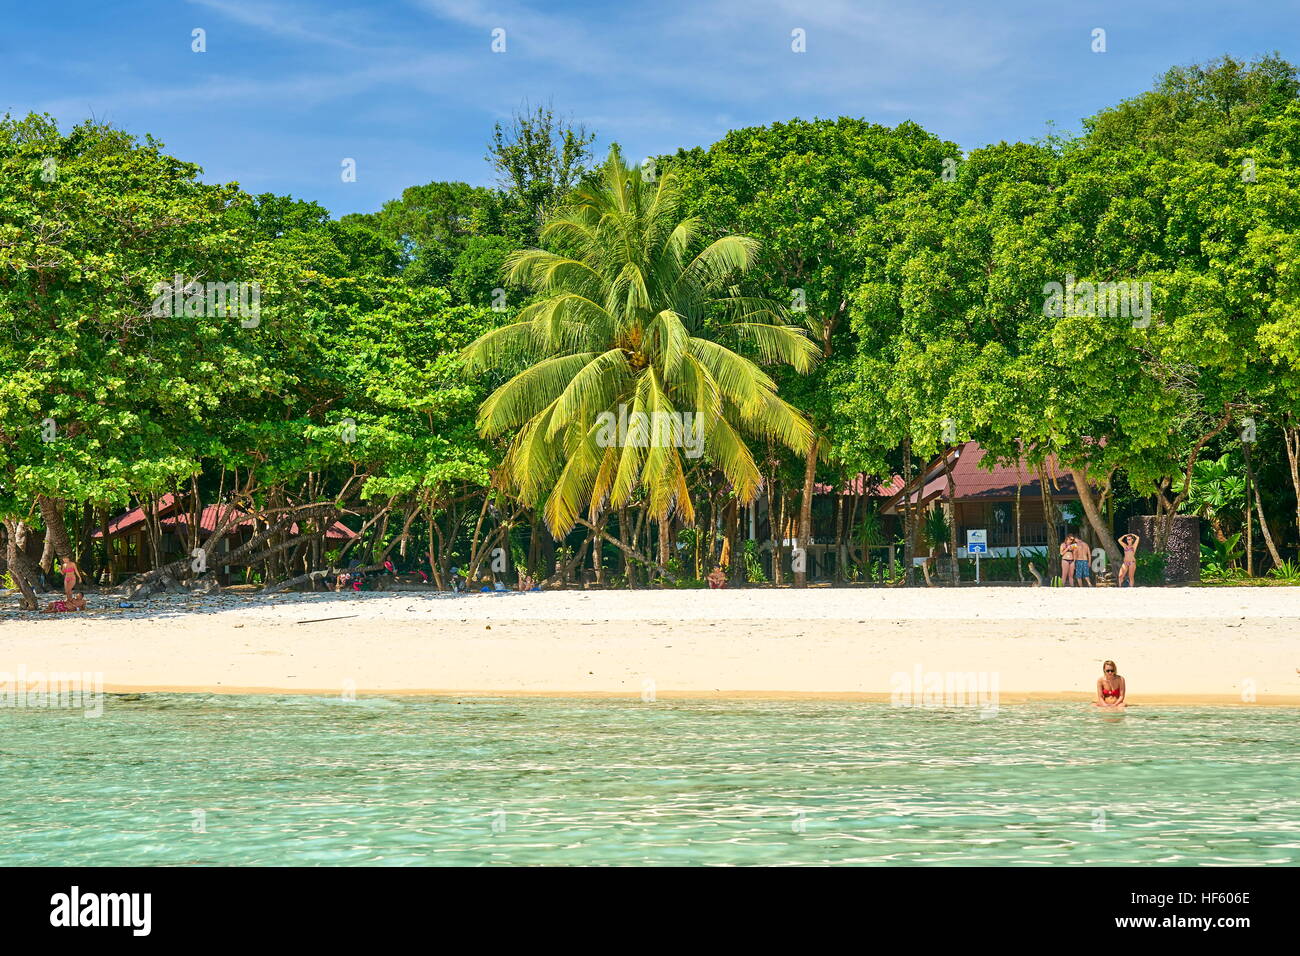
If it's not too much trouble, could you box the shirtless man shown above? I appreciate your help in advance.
[1073,536,1094,587]
[1059,534,1077,587]
[1117,533,1140,587]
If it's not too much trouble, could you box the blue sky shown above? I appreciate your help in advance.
[4,1,1297,216]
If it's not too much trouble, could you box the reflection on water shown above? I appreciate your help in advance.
[0,696,1296,866]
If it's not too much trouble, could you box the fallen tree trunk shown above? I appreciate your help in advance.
[122,500,356,596]
[261,562,388,595]
[575,517,676,583]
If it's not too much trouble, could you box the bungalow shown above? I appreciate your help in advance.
[93,493,356,582]
[880,442,1094,560]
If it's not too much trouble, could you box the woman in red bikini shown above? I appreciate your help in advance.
[60,557,84,601]
[1095,660,1125,709]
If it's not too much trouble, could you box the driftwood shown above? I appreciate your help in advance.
[1027,562,1043,587]
[920,556,934,587]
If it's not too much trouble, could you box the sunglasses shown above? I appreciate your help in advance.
[1104,669,1115,673]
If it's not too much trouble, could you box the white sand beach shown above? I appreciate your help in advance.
[2,586,1297,703]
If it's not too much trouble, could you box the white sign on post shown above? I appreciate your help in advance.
[967,529,988,583]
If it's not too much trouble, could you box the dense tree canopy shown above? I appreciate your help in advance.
[5,52,1300,606]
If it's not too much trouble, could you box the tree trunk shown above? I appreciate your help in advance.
[1037,463,1059,583]
[901,438,916,586]
[4,519,41,610]
[658,515,671,586]
[724,498,741,585]
[943,457,960,587]
[575,517,675,583]
[1244,442,1283,570]
[1155,405,1234,552]
[618,505,631,583]
[38,528,54,574]
[832,489,845,583]
[795,438,817,587]
[769,479,784,586]
[593,513,607,585]
[1283,422,1300,557]
[1015,467,1024,582]
[1069,466,1120,568]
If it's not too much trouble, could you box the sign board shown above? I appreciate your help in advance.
[966,529,988,555]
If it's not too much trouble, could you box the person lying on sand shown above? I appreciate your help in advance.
[1094,660,1125,709]
[1117,533,1139,588]
[40,592,86,613]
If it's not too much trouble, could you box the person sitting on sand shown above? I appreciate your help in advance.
[707,565,727,589]
[1117,533,1139,588]
[1059,535,1077,587]
[59,557,84,602]
[334,560,361,592]
[1094,660,1125,709]
[516,573,535,592]
[40,592,86,614]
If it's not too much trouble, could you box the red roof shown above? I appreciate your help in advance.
[944,443,1078,500]
[882,442,1081,512]
[95,497,355,541]
[814,474,904,496]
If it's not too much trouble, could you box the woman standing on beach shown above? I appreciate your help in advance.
[1059,535,1076,587]
[1095,660,1125,709]
[59,557,83,602]
[1117,533,1139,587]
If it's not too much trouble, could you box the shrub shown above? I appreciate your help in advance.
[1200,532,1243,577]
[1135,552,1167,585]
[743,540,767,584]
[1267,558,1300,583]
[959,555,1023,582]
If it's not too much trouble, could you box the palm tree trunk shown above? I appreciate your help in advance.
[796,439,817,587]
[725,499,741,585]
[658,516,671,585]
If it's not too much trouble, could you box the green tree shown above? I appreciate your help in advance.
[487,103,595,239]
[674,117,956,585]
[462,147,817,550]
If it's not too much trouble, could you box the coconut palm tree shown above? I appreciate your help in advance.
[462,147,817,539]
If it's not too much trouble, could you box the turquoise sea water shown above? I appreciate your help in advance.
[0,695,1296,866]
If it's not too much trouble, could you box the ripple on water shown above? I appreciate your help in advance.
[0,697,1295,865]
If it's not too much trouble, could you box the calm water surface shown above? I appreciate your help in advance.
[1,696,1296,866]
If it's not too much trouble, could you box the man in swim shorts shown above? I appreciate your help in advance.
[1073,538,1094,587]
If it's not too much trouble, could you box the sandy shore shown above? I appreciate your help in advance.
[2,587,1298,703]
